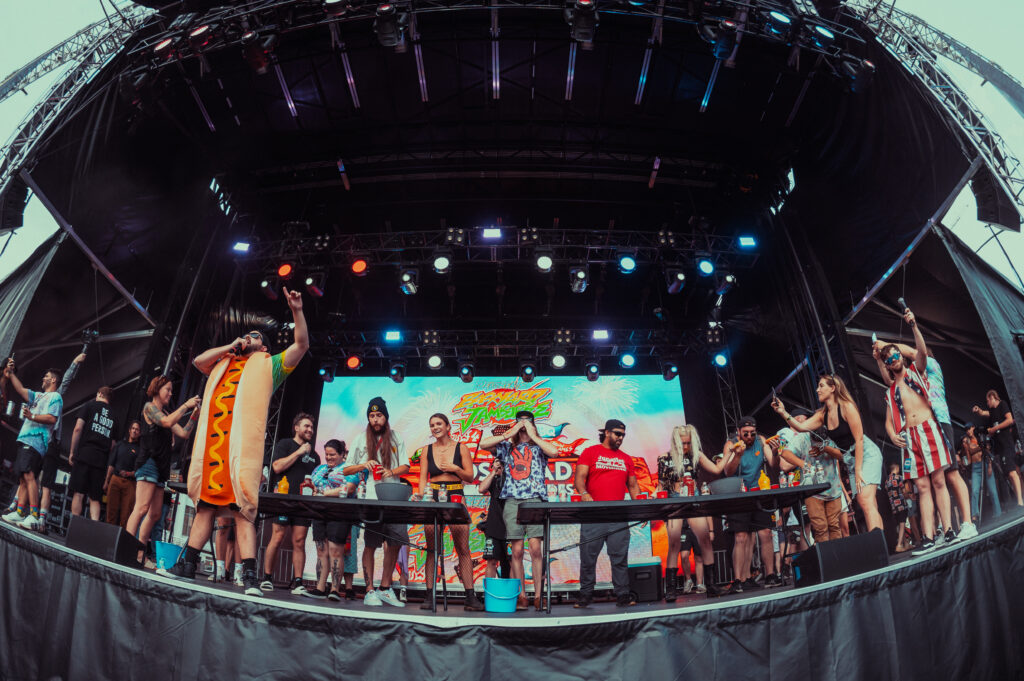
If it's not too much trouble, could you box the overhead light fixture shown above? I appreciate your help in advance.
[585,359,600,381]
[569,265,589,293]
[696,253,715,277]
[519,227,539,244]
[318,361,336,382]
[153,37,175,58]
[738,235,757,249]
[427,353,443,370]
[481,227,502,239]
[276,262,294,280]
[555,329,573,344]
[566,0,599,43]
[304,273,326,298]
[617,251,637,274]
[242,33,277,75]
[389,360,406,383]
[374,4,407,48]
[520,359,537,383]
[619,353,636,369]
[313,234,331,251]
[841,57,875,94]
[706,320,724,345]
[765,10,793,39]
[188,24,213,49]
[657,230,676,247]
[423,330,440,345]
[444,227,466,245]
[808,24,835,49]
[384,330,402,343]
[323,0,348,16]
[232,241,250,253]
[345,355,363,371]
[661,359,679,381]
[665,267,686,294]
[432,248,452,274]
[399,267,419,295]
[592,329,609,341]
[551,354,567,369]
[351,256,369,277]
[535,247,554,273]
[715,273,736,296]
[260,277,279,301]
[458,360,475,383]
[712,352,729,368]
[700,19,737,60]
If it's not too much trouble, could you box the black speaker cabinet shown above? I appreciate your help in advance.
[793,528,889,587]
[65,515,144,567]
[627,560,663,602]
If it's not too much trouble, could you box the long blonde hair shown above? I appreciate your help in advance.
[818,374,858,420]
[669,424,704,476]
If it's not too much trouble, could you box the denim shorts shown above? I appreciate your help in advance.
[135,458,161,484]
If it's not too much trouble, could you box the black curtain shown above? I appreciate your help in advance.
[0,232,62,360]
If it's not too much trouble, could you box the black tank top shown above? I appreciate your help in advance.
[825,402,855,450]
[427,442,463,478]
[138,411,174,481]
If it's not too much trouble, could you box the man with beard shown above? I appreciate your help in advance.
[882,306,954,556]
[168,288,308,595]
[342,396,410,607]
[261,413,319,593]
[572,419,641,608]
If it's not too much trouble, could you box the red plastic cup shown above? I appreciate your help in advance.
[372,463,383,481]
[636,493,649,500]
[656,490,669,499]
[450,494,464,504]
[570,494,581,502]
[771,484,780,490]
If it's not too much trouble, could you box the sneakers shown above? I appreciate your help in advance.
[2,509,24,524]
[944,529,959,546]
[742,577,760,591]
[695,583,707,594]
[303,588,328,600]
[208,566,225,582]
[726,580,744,595]
[682,577,695,594]
[242,570,262,596]
[573,595,593,609]
[912,538,937,556]
[18,515,40,531]
[377,588,405,608]
[327,590,343,602]
[464,591,485,612]
[958,522,979,540]
[615,593,637,608]
[233,571,245,588]
[763,573,784,589]
[420,593,434,610]
[345,588,356,601]
[364,589,383,607]
[289,578,307,596]
[167,560,197,580]
[398,586,408,603]
[259,576,274,592]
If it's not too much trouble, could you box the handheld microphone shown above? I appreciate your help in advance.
[897,297,908,312]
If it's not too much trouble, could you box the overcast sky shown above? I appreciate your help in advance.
[1,0,1022,287]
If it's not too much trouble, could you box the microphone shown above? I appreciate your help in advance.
[897,297,908,312]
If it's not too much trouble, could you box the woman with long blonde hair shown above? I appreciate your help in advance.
[773,374,884,531]
[657,424,729,599]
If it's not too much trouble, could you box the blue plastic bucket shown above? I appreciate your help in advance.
[154,541,184,570]
[484,577,521,613]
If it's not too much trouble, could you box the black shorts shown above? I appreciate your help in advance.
[679,527,696,553]
[312,520,353,545]
[726,509,774,533]
[272,515,312,528]
[364,523,409,549]
[69,462,105,501]
[892,508,908,525]
[483,536,507,561]
[40,440,62,488]
[13,445,43,478]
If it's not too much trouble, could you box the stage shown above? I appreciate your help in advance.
[3,511,1024,680]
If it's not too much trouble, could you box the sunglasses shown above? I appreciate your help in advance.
[884,352,901,366]
[610,430,626,437]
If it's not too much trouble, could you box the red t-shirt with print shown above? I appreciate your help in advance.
[577,444,634,501]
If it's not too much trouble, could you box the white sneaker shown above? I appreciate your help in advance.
[682,578,695,594]
[364,589,383,607]
[958,522,979,540]
[234,569,244,587]
[695,583,707,594]
[208,567,224,582]
[18,514,40,531]
[377,588,406,608]
[2,509,24,523]
[399,586,408,603]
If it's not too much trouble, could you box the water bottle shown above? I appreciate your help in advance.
[740,480,747,493]
[422,488,433,502]
[357,481,366,499]
[779,474,788,488]
[558,488,567,503]
[438,486,448,503]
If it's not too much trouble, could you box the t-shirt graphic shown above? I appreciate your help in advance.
[495,440,548,500]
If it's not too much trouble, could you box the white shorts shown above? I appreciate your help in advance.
[902,418,952,480]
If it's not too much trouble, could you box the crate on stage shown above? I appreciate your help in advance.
[627,558,663,602]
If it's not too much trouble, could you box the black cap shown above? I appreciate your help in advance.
[367,396,389,420]
[603,418,626,432]
[790,408,812,419]
[738,415,757,429]
[515,410,535,421]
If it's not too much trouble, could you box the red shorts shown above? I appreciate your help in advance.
[902,418,952,480]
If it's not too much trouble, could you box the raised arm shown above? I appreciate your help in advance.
[771,398,825,432]
[903,308,928,368]
[58,353,86,396]
[171,409,199,440]
[871,342,894,386]
[4,362,30,402]
[477,462,500,494]
[144,397,199,430]
[281,287,310,370]
[523,420,559,458]
[480,422,523,452]
[193,341,243,375]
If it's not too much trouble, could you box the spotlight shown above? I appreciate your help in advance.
[738,235,757,249]
[665,267,686,294]
[706,320,724,345]
[551,354,567,369]
[765,10,793,39]
[592,329,609,341]
[399,267,419,295]
[153,37,175,58]
[700,19,737,60]
[345,355,363,371]
[661,359,679,381]
[318,361,336,382]
[304,273,325,298]
[433,249,452,274]
[569,265,589,293]
[260,277,279,301]
[374,4,407,48]
[535,248,554,273]
[809,24,835,49]
[188,24,213,49]
[696,254,715,276]
[519,227,539,243]
[389,360,406,383]
[617,251,637,274]
[445,227,466,245]
[232,241,250,253]
[313,234,331,251]
[842,58,875,94]
[384,330,402,343]
[520,359,537,383]
[565,0,599,43]
[423,330,440,345]
[619,353,636,369]
[277,262,295,280]
[555,329,573,344]
[585,359,600,381]
[712,352,728,368]
[242,34,277,75]
[715,273,736,296]
[481,227,503,239]
[427,353,443,370]
[323,0,348,16]
[657,230,676,247]
[459,361,475,383]
[351,256,369,277]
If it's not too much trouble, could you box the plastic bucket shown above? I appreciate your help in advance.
[484,578,521,613]
[154,541,184,570]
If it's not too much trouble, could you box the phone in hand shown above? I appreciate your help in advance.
[871,332,877,344]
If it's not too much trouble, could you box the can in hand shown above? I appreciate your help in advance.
[656,490,669,499]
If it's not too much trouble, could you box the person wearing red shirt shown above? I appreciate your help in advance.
[573,419,640,608]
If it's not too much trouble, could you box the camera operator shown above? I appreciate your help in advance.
[973,391,1021,507]
[963,424,1001,522]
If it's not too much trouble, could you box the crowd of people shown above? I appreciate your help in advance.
[1,293,1021,611]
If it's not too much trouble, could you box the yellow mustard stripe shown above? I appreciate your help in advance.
[207,382,232,491]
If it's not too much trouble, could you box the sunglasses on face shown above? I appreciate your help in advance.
[246,332,264,342]
[610,430,626,438]
[884,352,901,366]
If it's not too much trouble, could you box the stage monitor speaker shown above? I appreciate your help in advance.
[65,515,144,567]
[627,559,663,602]
[793,528,888,587]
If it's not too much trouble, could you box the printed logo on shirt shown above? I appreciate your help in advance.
[595,455,627,472]
[509,444,534,481]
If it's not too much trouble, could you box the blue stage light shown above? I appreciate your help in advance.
[618,254,637,274]
[619,353,636,369]
[713,352,728,367]
[232,241,250,253]
[698,259,715,276]
[738,236,757,248]
[384,330,402,342]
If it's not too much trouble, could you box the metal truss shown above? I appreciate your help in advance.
[0,5,153,204]
[847,1,1024,223]
[714,357,742,439]
[240,227,760,273]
